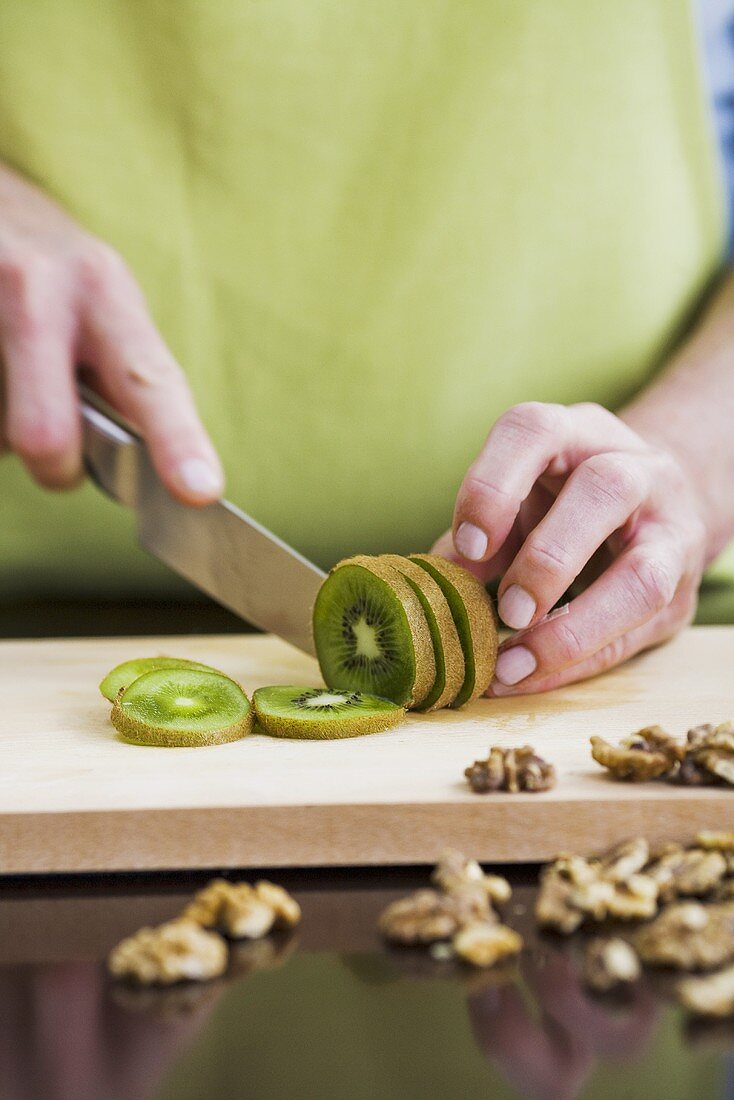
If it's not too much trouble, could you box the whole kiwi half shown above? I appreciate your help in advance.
[312,555,436,709]
[111,668,253,747]
[378,554,465,711]
[253,685,405,739]
[409,554,498,707]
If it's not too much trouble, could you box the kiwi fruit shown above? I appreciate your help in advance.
[253,685,404,740]
[111,668,253,747]
[378,554,465,710]
[409,554,498,707]
[312,555,435,708]
[100,656,217,703]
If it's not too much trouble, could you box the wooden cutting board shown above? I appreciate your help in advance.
[1,628,733,874]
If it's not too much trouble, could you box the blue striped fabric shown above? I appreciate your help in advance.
[698,0,734,253]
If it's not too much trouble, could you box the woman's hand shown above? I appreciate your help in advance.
[433,401,708,694]
[0,163,222,502]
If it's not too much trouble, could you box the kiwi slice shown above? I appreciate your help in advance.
[100,656,217,702]
[312,555,435,708]
[378,554,465,711]
[111,668,253,747]
[409,554,498,707]
[253,685,404,740]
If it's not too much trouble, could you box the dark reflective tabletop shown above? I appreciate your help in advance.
[1,865,732,1100]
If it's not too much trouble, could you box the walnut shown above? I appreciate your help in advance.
[536,840,659,931]
[646,848,727,902]
[590,733,676,781]
[636,901,734,971]
[453,921,523,968]
[599,837,650,882]
[696,832,734,853]
[465,744,555,793]
[535,867,585,934]
[108,919,228,986]
[583,937,641,992]
[432,848,511,906]
[254,881,302,929]
[183,878,284,939]
[680,724,734,787]
[678,964,734,1017]
[379,890,463,945]
[604,875,659,921]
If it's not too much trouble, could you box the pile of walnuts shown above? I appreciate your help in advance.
[378,849,522,968]
[108,878,301,987]
[591,723,734,786]
[537,832,734,1015]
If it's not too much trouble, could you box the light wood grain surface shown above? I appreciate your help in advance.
[1,628,733,873]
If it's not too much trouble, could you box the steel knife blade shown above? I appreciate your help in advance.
[80,386,325,655]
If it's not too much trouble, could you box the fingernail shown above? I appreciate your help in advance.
[494,645,537,686]
[498,585,536,630]
[177,458,223,499]
[454,522,488,561]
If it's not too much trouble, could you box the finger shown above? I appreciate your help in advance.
[77,246,223,505]
[453,401,640,563]
[1,304,81,489]
[433,487,552,582]
[491,529,690,693]
[490,576,695,696]
[497,451,648,628]
[429,525,520,582]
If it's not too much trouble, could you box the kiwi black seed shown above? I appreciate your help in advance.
[253,685,405,739]
[111,668,253,747]
[378,554,465,711]
[100,656,217,702]
[312,555,435,709]
[409,554,498,707]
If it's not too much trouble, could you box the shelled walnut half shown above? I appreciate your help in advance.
[465,744,556,793]
[583,937,641,993]
[108,919,228,986]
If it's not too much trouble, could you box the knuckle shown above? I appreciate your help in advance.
[523,536,570,578]
[625,552,677,616]
[579,453,642,508]
[462,472,516,506]
[77,240,132,298]
[9,416,71,462]
[499,401,564,440]
[0,250,53,334]
[551,619,587,666]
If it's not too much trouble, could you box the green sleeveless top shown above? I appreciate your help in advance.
[0,0,726,598]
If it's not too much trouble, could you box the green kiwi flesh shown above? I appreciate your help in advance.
[100,656,217,702]
[253,685,404,740]
[312,556,435,708]
[379,554,465,711]
[409,554,498,707]
[111,668,253,747]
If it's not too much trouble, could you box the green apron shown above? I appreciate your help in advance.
[0,0,727,600]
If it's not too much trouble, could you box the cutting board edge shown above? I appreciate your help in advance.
[3,796,734,874]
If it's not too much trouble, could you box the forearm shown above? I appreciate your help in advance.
[621,268,734,566]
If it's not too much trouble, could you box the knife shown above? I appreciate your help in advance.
[80,385,325,655]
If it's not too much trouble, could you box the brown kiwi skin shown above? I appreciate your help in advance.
[335,555,436,710]
[409,554,498,706]
[379,554,465,711]
[111,686,254,748]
